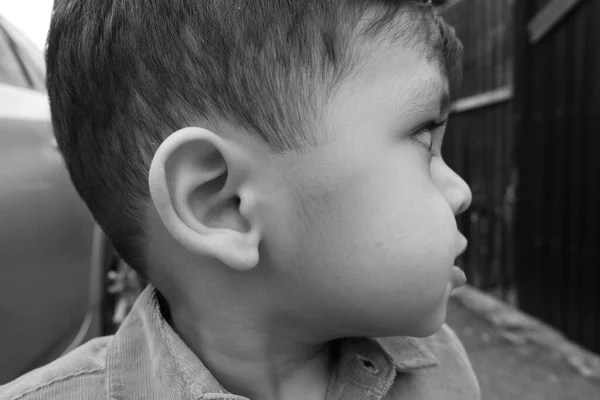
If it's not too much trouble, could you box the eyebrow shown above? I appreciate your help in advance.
[403,78,452,118]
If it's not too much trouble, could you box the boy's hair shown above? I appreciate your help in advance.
[46,0,462,274]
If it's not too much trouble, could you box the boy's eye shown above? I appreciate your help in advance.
[410,119,447,158]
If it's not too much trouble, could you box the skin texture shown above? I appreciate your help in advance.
[146,38,472,400]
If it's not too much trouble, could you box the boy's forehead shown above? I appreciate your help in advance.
[353,6,462,100]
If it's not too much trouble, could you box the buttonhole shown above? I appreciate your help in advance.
[357,356,378,374]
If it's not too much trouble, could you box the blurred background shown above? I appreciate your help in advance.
[0,0,136,386]
[0,0,599,398]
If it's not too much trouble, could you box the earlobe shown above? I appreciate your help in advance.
[148,127,260,271]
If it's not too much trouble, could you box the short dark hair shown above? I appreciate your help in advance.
[46,0,462,274]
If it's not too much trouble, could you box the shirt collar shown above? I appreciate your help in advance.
[375,335,439,371]
[107,285,438,400]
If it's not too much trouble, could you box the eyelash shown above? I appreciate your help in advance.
[411,119,448,157]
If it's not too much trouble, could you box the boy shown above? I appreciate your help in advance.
[1,0,480,399]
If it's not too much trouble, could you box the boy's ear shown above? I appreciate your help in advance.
[148,127,260,271]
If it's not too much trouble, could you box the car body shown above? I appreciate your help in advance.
[0,15,116,384]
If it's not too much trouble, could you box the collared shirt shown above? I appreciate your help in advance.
[1,286,480,400]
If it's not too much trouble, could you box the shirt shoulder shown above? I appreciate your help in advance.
[0,336,110,400]
[414,323,481,399]
[422,324,477,375]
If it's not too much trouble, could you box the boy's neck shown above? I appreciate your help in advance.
[165,295,335,400]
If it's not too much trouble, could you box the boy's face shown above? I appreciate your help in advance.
[264,40,471,338]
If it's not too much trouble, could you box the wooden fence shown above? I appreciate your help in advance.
[514,0,600,354]
[443,0,600,354]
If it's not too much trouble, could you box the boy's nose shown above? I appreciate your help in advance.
[438,162,472,216]
[446,178,472,216]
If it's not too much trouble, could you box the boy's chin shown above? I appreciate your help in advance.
[393,306,448,338]
[409,320,446,338]
[413,307,448,337]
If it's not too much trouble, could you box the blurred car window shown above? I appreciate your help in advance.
[0,16,45,91]
[0,25,30,89]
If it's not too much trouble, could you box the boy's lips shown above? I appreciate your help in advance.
[452,236,468,287]
[455,236,468,258]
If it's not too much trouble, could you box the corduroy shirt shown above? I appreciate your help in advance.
[1,286,480,400]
